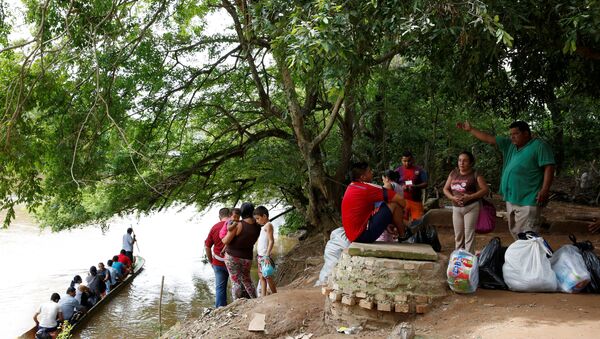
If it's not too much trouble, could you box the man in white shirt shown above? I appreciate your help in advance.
[33,293,63,334]
[122,227,136,262]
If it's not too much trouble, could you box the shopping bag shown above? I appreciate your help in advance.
[447,249,479,293]
[570,234,600,293]
[475,199,496,234]
[550,244,590,293]
[404,222,442,252]
[502,236,557,292]
[478,237,508,290]
[260,259,276,278]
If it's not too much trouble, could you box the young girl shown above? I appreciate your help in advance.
[253,206,277,297]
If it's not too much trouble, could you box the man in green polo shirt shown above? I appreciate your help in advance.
[457,121,555,238]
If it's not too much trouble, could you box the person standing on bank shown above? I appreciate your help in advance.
[394,151,428,222]
[122,227,136,263]
[222,202,261,299]
[457,121,555,238]
[204,207,231,307]
[443,151,490,253]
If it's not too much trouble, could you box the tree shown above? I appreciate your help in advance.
[0,0,598,231]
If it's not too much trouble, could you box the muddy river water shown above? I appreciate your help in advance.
[1,205,296,338]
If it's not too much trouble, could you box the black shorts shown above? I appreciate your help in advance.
[355,203,392,243]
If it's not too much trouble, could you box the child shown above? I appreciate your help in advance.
[377,170,404,242]
[382,169,403,197]
[253,206,277,297]
[220,208,241,256]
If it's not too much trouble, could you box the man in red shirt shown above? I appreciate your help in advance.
[342,162,406,243]
[204,208,231,307]
[117,249,132,273]
[395,151,428,222]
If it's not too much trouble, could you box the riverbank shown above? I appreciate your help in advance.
[162,198,600,338]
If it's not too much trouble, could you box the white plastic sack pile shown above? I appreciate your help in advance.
[503,237,557,292]
[447,249,479,293]
[315,227,351,286]
[550,244,591,293]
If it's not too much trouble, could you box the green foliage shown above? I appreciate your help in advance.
[57,321,73,339]
[0,0,599,230]
[278,209,306,236]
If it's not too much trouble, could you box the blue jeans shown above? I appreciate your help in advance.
[355,203,392,243]
[212,264,229,307]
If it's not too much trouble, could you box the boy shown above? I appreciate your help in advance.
[253,206,277,297]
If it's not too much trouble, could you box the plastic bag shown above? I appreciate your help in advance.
[447,249,479,293]
[570,234,600,293]
[316,227,351,286]
[478,237,508,290]
[404,223,442,252]
[550,244,590,293]
[502,237,557,292]
[475,199,496,234]
[260,260,275,278]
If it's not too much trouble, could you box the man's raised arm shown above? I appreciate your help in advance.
[457,121,496,145]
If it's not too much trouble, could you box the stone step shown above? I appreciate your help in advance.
[347,242,438,261]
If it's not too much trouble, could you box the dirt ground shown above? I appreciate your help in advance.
[164,198,600,339]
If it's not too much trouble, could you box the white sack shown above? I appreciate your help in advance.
[316,227,351,286]
[502,237,557,292]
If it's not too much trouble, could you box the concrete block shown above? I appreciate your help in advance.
[341,295,356,306]
[395,303,410,313]
[382,258,404,269]
[329,291,342,302]
[347,242,438,261]
[416,304,430,314]
[356,291,367,299]
[394,294,408,302]
[375,293,388,301]
[415,295,430,304]
[377,302,393,312]
[419,262,435,271]
[359,299,374,310]
[403,263,416,270]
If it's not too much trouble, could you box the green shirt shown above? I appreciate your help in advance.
[496,136,555,206]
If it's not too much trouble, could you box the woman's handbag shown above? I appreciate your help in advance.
[475,199,496,234]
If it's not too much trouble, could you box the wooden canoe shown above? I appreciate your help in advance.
[19,256,145,339]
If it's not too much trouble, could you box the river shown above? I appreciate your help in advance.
[1,205,296,338]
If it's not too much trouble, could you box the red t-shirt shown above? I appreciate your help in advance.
[395,165,427,202]
[118,253,132,267]
[341,182,396,242]
[205,220,227,267]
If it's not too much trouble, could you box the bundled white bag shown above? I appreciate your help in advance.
[550,244,591,293]
[316,227,351,286]
[503,237,557,292]
[447,249,479,294]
